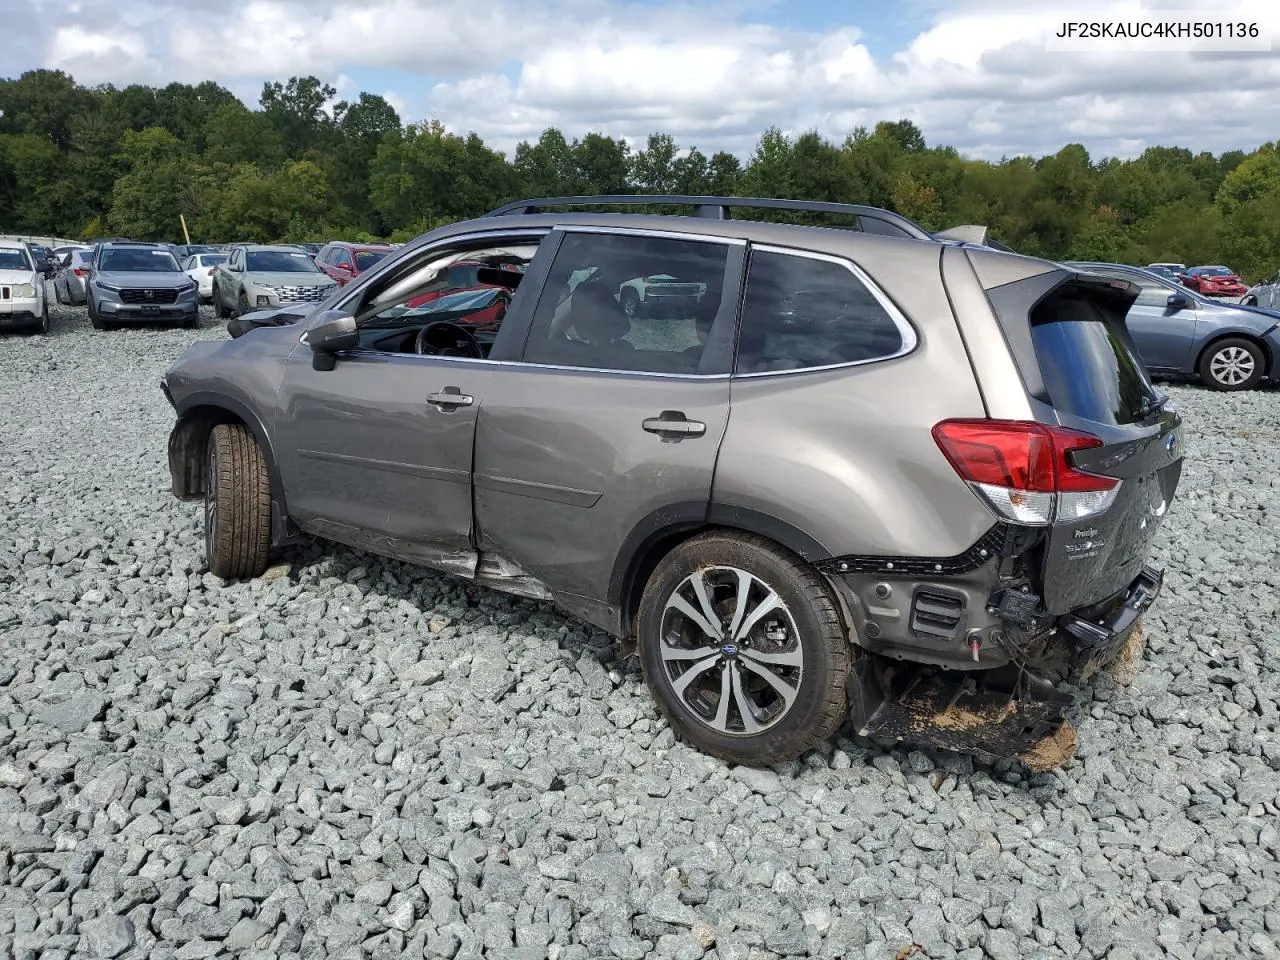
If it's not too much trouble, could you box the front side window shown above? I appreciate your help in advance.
[246,250,320,273]
[522,232,730,374]
[735,249,908,374]
[348,244,538,355]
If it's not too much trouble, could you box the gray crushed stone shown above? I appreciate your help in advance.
[0,295,1277,959]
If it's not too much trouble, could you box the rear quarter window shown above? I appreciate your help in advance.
[735,249,911,374]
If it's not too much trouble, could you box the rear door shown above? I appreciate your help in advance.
[1024,278,1183,615]
[472,227,742,603]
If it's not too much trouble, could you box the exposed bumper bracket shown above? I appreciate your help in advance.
[1061,564,1162,671]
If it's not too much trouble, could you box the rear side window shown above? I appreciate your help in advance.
[1030,289,1159,426]
[736,250,909,374]
[522,231,730,374]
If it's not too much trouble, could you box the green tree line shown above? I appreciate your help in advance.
[1,69,1277,279]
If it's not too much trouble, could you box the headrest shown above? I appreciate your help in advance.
[570,281,630,343]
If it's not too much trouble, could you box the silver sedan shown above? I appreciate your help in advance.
[1243,270,1279,309]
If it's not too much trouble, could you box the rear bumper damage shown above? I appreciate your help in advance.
[847,564,1163,768]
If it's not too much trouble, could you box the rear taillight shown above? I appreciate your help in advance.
[932,420,1120,525]
[207,268,216,276]
[73,268,85,277]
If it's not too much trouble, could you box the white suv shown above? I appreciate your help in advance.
[0,240,49,334]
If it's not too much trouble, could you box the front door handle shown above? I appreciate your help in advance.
[427,387,474,410]
[642,411,706,441]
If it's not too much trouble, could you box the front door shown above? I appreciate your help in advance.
[276,350,493,566]
[1115,274,1199,371]
[273,234,550,568]
[473,228,743,603]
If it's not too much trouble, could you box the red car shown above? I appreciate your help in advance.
[405,260,525,312]
[315,241,394,287]
[1179,265,1247,298]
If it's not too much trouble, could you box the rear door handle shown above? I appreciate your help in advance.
[642,411,706,441]
[427,387,474,410]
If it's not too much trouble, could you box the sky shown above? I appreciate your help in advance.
[3,0,1279,161]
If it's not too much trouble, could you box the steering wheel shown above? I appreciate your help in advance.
[414,321,485,358]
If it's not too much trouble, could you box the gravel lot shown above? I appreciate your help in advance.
[1,296,1278,960]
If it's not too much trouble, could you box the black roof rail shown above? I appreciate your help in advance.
[482,195,933,240]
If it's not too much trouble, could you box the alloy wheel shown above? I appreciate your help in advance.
[1209,346,1255,386]
[658,565,803,736]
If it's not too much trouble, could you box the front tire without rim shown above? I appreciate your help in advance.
[637,531,850,765]
[205,423,272,579]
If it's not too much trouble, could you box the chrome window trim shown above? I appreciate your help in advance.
[732,243,919,380]
[321,348,732,381]
[558,224,747,246]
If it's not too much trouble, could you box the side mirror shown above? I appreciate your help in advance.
[1167,293,1191,310]
[308,310,359,370]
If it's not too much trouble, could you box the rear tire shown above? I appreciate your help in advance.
[205,423,272,580]
[637,531,850,766]
[1198,337,1264,391]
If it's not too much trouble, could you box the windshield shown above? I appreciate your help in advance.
[355,251,389,270]
[1195,266,1233,276]
[0,250,33,271]
[247,250,321,273]
[99,248,179,272]
[197,255,227,267]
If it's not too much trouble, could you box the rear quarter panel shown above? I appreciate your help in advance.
[713,239,997,559]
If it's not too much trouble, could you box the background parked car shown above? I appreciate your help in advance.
[52,249,96,305]
[171,244,221,261]
[315,241,394,287]
[1179,265,1247,298]
[0,240,50,333]
[182,252,228,302]
[211,244,338,318]
[1242,271,1278,309]
[87,241,199,331]
[49,244,89,267]
[1145,263,1185,282]
[1068,261,1280,390]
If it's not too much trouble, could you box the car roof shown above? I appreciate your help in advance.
[244,244,309,252]
[0,239,30,250]
[330,241,394,251]
[99,240,164,248]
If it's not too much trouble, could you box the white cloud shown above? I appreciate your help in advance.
[18,0,1280,160]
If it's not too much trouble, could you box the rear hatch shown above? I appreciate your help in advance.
[981,266,1183,615]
